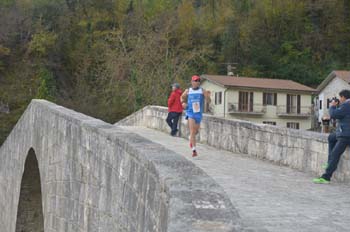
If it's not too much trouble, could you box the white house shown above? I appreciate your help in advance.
[316,70,350,123]
[201,74,316,130]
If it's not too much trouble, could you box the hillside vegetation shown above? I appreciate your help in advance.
[1,0,350,144]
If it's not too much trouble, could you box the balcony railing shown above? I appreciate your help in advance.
[276,105,312,118]
[227,103,266,115]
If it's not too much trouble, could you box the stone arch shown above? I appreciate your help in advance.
[15,148,44,232]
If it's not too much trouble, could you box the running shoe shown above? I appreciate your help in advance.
[192,150,198,157]
[312,177,330,184]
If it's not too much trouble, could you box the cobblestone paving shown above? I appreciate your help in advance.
[122,126,350,232]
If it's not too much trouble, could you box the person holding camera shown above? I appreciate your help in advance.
[313,89,350,184]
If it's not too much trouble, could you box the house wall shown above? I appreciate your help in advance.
[202,80,313,130]
[201,81,227,117]
[317,77,349,122]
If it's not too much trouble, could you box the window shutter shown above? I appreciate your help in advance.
[274,93,277,105]
[287,94,291,113]
[239,92,242,111]
[327,99,330,109]
[297,95,301,114]
[250,92,254,112]
[263,93,266,105]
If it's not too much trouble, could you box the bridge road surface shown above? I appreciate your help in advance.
[120,126,350,232]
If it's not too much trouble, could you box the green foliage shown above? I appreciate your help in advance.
[0,0,15,7]
[0,45,10,56]
[139,0,176,20]
[1,0,350,145]
[0,44,10,71]
[220,0,350,86]
[28,32,58,57]
[36,67,57,101]
[0,62,40,145]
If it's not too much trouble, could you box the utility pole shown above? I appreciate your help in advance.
[220,62,238,76]
[218,62,238,119]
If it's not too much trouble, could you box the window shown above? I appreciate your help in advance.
[263,93,277,105]
[287,122,299,129]
[215,92,222,105]
[319,100,322,110]
[263,121,276,125]
[239,91,254,112]
[327,99,331,109]
[287,94,301,114]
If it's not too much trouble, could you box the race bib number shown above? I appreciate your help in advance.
[192,102,200,113]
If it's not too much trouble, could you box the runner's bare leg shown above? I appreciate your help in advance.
[189,118,200,148]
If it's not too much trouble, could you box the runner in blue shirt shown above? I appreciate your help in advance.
[181,75,211,157]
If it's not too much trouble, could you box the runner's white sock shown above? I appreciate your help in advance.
[192,146,196,151]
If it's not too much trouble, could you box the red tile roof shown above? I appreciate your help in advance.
[333,70,350,83]
[202,75,316,92]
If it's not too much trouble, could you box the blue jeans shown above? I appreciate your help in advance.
[327,133,337,163]
[166,112,181,135]
[322,137,350,181]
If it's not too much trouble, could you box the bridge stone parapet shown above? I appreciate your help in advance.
[0,100,242,232]
[117,105,350,182]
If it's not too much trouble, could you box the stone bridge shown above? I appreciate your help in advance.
[1,100,350,232]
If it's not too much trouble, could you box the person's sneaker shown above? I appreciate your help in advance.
[170,129,178,136]
[192,150,198,157]
[321,163,329,169]
[313,177,330,184]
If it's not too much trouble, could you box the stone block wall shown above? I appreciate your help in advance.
[16,149,44,232]
[117,106,350,182]
[0,100,242,232]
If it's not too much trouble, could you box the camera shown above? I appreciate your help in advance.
[332,97,340,104]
